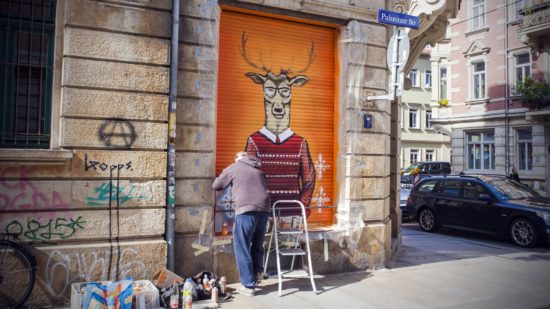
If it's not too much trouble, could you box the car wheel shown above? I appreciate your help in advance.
[418,208,438,232]
[509,218,538,248]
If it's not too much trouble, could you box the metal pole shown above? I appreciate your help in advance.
[504,2,510,176]
[166,0,180,271]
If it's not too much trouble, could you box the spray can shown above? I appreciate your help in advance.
[169,280,179,309]
[184,295,193,309]
[211,287,219,302]
[219,276,227,295]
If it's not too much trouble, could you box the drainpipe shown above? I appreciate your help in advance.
[504,2,510,176]
[166,0,180,271]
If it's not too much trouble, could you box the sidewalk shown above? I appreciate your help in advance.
[220,224,550,309]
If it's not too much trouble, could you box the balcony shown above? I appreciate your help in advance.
[518,2,550,44]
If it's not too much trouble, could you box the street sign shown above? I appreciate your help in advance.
[378,9,420,29]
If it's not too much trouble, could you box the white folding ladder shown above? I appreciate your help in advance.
[264,200,317,296]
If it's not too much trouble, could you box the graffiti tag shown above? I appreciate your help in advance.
[84,154,133,172]
[86,181,144,206]
[98,119,137,148]
[5,216,86,240]
[45,247,147,298]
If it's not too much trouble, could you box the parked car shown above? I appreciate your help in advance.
[406,175,550,247]
[400,188,411,221]
[401,161,451,184]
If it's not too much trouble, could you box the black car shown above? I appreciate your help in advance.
[406,175,550,247]
[401,161,451,184]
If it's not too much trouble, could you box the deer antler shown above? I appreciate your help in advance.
[240,32,271,73]
[296,40,316,74]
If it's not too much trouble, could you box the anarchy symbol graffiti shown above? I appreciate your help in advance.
[98,119,137,148]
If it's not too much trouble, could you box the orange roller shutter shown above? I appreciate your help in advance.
[216,9,337,227]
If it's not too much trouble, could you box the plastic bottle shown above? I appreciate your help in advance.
[169,280,179,309]
[182,278,193,299]
[203,274,210,291]
[211,287,219,302]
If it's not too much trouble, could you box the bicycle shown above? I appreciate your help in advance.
[0,233,36,309]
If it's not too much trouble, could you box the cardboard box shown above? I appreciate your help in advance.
[152,268,184,289]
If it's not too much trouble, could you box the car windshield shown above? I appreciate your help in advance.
[485,179,541,200]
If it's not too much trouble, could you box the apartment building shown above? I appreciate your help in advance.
[431,0,550,195]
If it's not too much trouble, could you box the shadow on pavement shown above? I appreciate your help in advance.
[253,271,373,297]
[390,223,550,269]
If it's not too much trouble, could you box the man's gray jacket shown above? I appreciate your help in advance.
[212,155,270,215]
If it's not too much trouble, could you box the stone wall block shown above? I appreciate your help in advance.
[179,45,217,72]
[175,179,214,205]
[350,199,390,221]
[349,177,390,200]
[347,155,390,177]
[176,98,215,125]
[0,163,72,179]
[175,234,214,278]
[180,0,220,19]
[346,133,390,155]
[62,88,168,121]
[180,19,218,45]
[64,27,170,65]
[72,150,166,179]
[175,152,214,178]
[175,205,211,233]
[63,58,169,93]
[65,0,171,38]
[176,126,214,151]
[177,71,216,99]
[1,209,165,241]
[62,119,167,149]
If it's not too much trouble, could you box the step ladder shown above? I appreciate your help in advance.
[263,200,317,296]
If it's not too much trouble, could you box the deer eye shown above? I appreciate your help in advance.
[279,88,290,98]
[264,87,276,98]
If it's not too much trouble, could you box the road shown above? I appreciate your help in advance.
[221,223,550,309]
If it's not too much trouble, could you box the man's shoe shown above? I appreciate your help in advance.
[237,286,255,296]
[255,272,264,284]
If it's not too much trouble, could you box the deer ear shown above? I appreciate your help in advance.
[245,72,266,84]
[289,75,309,87]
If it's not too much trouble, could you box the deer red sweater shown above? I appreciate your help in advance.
[245,127,315,216]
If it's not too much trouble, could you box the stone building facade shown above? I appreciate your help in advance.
[0,0,458,306]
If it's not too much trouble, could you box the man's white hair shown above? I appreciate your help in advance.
[235,151,247,162]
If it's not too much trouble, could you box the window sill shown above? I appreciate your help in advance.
[0,149,73,164]
[465,27,489,37]
[465,98,489,105]
[408,127,422,131]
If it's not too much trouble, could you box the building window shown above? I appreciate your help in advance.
[516,0,526,19]
[515,52,530,90]
[0,0,56,148]
[425,70,432,88]
[472,0,485,30]
[426,110,432,129]
[440,67,447,100]
[426,149,435,162]
[472,61,486,100]
[409,108,418,128]
[410,149,419,164]
[409,69,419,87]
[516,127,532,171]
[467,131,495,170]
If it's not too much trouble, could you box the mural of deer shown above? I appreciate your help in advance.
[240,32,316,216]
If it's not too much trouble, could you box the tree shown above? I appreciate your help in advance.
[516,77,550,110]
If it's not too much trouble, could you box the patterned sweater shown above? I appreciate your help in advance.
[245,127,315,216]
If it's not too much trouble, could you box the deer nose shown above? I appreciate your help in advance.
[274,107,283,113]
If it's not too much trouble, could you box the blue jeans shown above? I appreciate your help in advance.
[233,211,269,288]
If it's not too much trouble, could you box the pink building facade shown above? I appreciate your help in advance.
[431,0,550,194]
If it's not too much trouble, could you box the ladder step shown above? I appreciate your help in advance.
[279,248,306,256]
[281,270,309,278]
[278,228,303,234]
